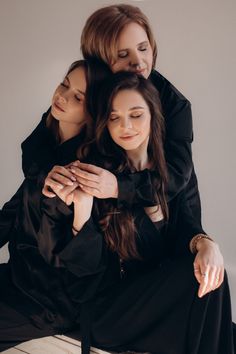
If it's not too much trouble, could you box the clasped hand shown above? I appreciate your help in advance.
[42,160,118,201]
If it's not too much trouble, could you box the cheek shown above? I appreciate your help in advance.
[107,125,117,142]
[139,118,151,135]
[111,61,127,73]
[52,90,58,103]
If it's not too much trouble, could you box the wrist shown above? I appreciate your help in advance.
[189,234,214,254]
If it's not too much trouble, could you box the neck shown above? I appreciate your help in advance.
[126,139,150,171]
[59,122,83,143]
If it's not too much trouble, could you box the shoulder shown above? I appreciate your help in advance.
[150,70,191,117]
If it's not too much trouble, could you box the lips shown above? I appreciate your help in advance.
[120,134,138,140]
[134,68,146,75]
[53,102,65,112]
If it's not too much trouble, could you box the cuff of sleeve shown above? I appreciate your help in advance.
[41,196,73,218]
[59,218,104,277]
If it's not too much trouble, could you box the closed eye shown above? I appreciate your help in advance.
[109,115,119,121]
[139,47,147,52]
[60,82,69,88]
[130,112,143,118]
[118,51,128,59]
[75,95,82,102]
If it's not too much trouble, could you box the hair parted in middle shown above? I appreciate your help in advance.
[81,4,157,68]
[93,71,168,260]
[46,58,112,143]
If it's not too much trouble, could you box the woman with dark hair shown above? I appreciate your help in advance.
[46,72,234,354]
[0,59,112,351]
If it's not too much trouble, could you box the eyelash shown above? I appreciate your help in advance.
[118,47,147,59]
[131,114,142,118]
[110,114,142,121]
[60,83,81,102]
[60,82,68,88]
[110,116,119,121]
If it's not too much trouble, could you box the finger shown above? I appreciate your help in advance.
[44,178,64,192]
[72,161,102,175]
[211,271,221,291]
[214,268,224,290]
[193,263,202,284]
[65,191,74,206]
[70,166,99,182]
[60,183,79,198]
[198,265,210,297]
[79,184,100,197]
[42,186,56,198]
[50,172,76,186]
[208,267,218,289]
[52,165,74,176]
[75,175,99,188]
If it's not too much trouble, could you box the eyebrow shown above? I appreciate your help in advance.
[111,106,145,112]
[118,41,149,52]
[64,76,85,96]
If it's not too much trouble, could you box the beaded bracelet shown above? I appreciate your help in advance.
[189,234,214,254]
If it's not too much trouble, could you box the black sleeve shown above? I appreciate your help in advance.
[0,184,23,248]
[36,196,105,278]
[21,108,53,177]
[168,189,206,257]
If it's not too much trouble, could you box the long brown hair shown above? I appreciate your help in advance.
[94,72,168,260]
[46,59,111,144]
[81,4,157,69]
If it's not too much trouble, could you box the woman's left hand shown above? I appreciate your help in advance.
[193,239,224,298]
[69,161,118,199]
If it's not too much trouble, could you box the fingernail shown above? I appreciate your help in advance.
[67,181,74,186]
[71,176,77,181]
[57,185,63,189]
[70,169,76,174]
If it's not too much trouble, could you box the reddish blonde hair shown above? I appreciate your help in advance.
[81,4,157,68]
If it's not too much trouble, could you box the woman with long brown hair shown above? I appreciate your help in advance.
[0,58,112,352]
[47,71,234,354]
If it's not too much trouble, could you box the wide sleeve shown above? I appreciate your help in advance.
[21,108,54,177]
[167,189,206,256]
[36,195,106,278]
[0,183,23,248]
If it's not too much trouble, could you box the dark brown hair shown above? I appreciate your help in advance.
[81,4,157,69]
[94,72,168,260]
[46,59,111,144]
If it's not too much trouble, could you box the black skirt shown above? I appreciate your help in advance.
[90,255,234,354]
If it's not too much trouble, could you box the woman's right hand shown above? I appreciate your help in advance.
[42,165,79,205]
[42,165,77,198]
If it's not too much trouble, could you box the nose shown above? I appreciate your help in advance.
[57,92,68,103]
[129,50,142,67]
[120,117,132,129]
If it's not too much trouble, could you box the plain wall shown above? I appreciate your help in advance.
[0,0,235,319]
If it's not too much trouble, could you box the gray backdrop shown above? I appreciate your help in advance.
[0,0,235,320]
